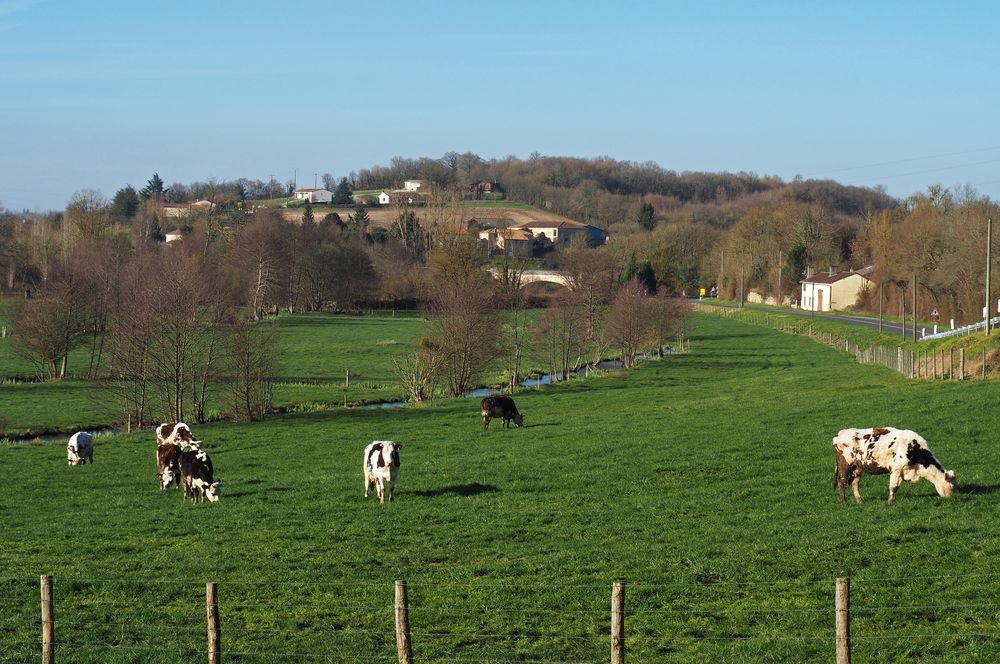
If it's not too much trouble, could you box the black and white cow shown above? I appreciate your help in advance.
[179,449,221,502]
[363,440,401,504]
[833,427,956,504]
[156,442,183,490]
[156,422,200,450]
[480,395,524,430]
[67,431,94,466]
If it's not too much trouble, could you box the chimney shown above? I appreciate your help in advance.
[806,266,814,279]
[829,266,835,276]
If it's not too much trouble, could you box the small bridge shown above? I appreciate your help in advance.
[489,268,571,287]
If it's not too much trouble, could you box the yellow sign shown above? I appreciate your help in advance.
[699,288,706,296]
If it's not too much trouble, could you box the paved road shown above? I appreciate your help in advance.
[699,300,914,337]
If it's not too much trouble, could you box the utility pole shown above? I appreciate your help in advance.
[739,263,745,309]
[878,282,883,333]
[987,217,993,336]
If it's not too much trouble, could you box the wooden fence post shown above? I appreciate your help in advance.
[395,580,414,664]
[959,348,965,380]
[835,577,851,664]
[41,575,54,664]
[611,580,625,664]
[207,582,220,664]
[345,369,350,388]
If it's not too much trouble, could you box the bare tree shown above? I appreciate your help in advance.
[223,317,279,421]
[650,295,693,356]
[423,242,501,397]
[495,254,531,390]
[532,290,586,381]
[11,264,89,379]
[393,341,441,402]
[605,280,654,368]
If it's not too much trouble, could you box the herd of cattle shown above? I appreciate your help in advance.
[67,397,960,506]
[67,422,222,503]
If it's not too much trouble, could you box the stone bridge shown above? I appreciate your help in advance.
[489,268,571,287]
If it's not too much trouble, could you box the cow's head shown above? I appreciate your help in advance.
[387,442,401,468]
[205,480,222,502]
[513,412,524,427]
[921,465,957,498]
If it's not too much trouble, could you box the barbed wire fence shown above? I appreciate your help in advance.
[4,573,1000,663]
[692,303,996,381]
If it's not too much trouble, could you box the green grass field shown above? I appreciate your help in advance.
[0,312,426,437]
[1,314,999,662]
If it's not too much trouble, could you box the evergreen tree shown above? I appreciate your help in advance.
[139,173,169,202]
[636,202,656,231]
[333,177,353,204]
[110,185,140,223]
[302,201,314,225]
[636,261,657,294]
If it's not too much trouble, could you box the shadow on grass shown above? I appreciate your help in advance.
[958,483,1000,496]
[411,483,499,498]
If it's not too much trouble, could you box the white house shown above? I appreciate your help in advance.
[293,188,333,204]
[164,231,184,243]
[800,267,873,312]
[403,180,426,191]
[377,191,391,205]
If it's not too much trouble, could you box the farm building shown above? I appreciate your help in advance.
[377,191,391,205]
[403,180,427,191]
[509,219,606,247]
[479,227,533,256]
[800,267,873,312]
[162,200,214,218]
[293,188,333,204]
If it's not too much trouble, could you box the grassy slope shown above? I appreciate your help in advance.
[1,314,999,662]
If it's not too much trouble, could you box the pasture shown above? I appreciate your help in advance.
[1,314,999,662]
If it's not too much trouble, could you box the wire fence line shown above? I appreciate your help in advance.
[4,574,1000,663]
[693,303,996,381]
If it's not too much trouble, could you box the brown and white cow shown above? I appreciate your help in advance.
[179,449,221,502]
[480,395,524,430]
[363,441,401,504]
[156,442,183,490]
[67,431,94,466]
[832,427,956,504]
[156,422,199,450]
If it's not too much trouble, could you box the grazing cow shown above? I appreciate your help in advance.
[179,449,221,502]
[67,431,94,466]
[363,441,401,504]
[156,422,199,450]
[480,395,524,430]
[832,427,956,504]
[156,442,183,490]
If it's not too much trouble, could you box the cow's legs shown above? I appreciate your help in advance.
[376,479,385,504]
[887,471,903,504]
[482,414,491,430]
[850,474,863,504]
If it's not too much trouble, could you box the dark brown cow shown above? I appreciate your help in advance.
[480,395,524,430]
[157,442,182,490]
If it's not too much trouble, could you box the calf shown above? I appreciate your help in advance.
[179,449,221,502]
[833,427,956,504]
[363,441,401,504]
[156,422,199,450]
[67,431,94,466]
[156,442,183,490]
[480,395,524,430]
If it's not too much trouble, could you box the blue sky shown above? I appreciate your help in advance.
[2,0,1000,211]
